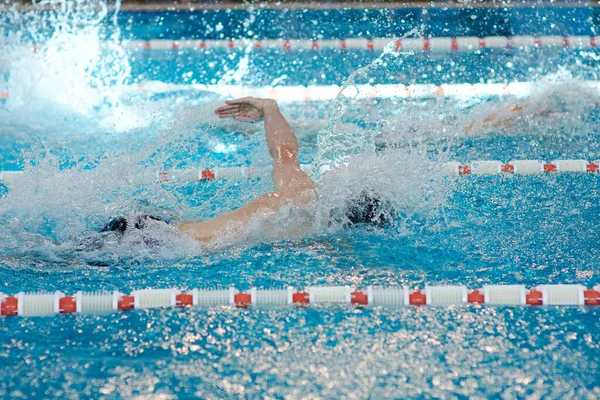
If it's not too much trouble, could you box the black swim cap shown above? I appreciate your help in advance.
[330,191,395,228]
[100,215,165,234]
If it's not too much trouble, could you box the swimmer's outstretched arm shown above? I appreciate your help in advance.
[465,101,553,134]
[178,97,315,244]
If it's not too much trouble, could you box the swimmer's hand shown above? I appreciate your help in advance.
[215,97,273,121]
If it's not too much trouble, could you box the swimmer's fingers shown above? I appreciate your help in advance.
[215,111,238,118]
[217,98,264,121]
[215,104,240,114]
[215,104,239,111]
[215,105,241,119]
[226,97,267,113]
[225,97,254,105]
[215,111,237,118]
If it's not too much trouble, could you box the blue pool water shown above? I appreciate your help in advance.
[1,3,600,398]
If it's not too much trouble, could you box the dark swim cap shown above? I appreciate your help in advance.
[100,215,165,234]
[330,191,395,228]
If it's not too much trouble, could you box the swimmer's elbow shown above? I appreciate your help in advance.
[177,222,214,243]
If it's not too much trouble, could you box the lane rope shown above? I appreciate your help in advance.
[1,284,599,316]
[2,81,600,102]
[127,80,600,102]
[106,35,600,51]
[5,35,598,54]
[7,36,598,59]
[1,160,599,185]
[2,35,598,100]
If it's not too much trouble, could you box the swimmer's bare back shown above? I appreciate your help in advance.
[178,97,316,244]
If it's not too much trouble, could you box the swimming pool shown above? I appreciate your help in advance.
[1,2,600,397]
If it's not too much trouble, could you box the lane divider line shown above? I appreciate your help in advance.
[124,80,600,102]
[2,160,599,185]
[112,36,600,51]
[3,81,599,102]
[2,284,599,316]
[9,35,599,55]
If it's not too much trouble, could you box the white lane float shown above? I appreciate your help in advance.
[2,80,600,102]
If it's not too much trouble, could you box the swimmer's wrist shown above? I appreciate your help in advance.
[262,99,278,113]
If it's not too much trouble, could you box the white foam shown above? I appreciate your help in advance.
[316,150,450,232]
[0,0,130,115]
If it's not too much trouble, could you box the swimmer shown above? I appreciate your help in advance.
[103,97,392,245]
[464,101,555,135]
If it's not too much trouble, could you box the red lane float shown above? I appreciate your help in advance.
[1,284,598,317]
[1,159,599,186]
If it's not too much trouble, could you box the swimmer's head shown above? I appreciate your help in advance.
[100,214,165,234]
[329,190,395,228]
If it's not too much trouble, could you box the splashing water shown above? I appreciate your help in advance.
[0,0,130,115]
[218,43,254,86]
[1,6,600,398]
[2,3,600,265]
[0,146,206,264]
[314,31,422,176]
[315,149,451,232]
